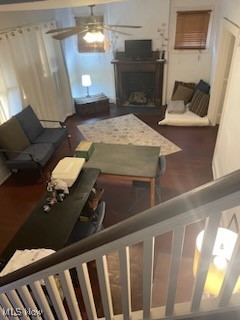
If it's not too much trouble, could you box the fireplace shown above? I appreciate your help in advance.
[123,72,155,105]
[112,51,165,107]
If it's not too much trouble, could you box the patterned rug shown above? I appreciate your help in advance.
[77,114,181,156]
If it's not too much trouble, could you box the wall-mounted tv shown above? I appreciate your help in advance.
[125,39,152,60]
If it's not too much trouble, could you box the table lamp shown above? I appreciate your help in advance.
[193,227,240,296]
[82,74,92,97]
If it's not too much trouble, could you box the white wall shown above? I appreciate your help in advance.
[0,9,55,28]
[0,0,217,104]
[54,0,219,104]
[55,5,116,100]
[55,0,171,100]
[166,0,217,102]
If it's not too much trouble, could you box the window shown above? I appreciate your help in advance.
[174,10,211,50]
[75,16,105,53]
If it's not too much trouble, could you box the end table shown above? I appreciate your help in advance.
[74,93,109,115]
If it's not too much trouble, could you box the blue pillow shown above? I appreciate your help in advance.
[195,80,210,94]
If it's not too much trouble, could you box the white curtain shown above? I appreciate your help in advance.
[0,21,74,124]
[0,37,23,123]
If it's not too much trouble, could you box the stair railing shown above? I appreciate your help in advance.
[0,169,240,319]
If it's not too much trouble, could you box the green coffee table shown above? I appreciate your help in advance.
[82,143,160,207]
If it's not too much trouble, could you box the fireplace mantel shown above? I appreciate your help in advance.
[111,52,165,107]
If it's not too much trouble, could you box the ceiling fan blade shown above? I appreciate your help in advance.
[84,22,103,26]
[107,25,142,28]
[52,29,87,40]
[46,26,83,34]
[100,26,131,36]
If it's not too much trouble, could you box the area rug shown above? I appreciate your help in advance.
[77,114,181,156]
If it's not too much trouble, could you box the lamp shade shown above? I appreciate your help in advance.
[81,75,91,87]
[193,227,240,296]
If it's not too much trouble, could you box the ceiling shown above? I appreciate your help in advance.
[0,0,44,4]
[0,0,124,12]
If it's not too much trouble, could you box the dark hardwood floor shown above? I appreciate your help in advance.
[0,106,218,254]
[0,106,219,315]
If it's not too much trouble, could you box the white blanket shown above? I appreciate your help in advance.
[158,107,210,126]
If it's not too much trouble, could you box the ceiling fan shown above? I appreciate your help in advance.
[46,5,142,41]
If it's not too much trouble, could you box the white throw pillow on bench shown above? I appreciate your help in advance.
[52,157,85,187]
[167,100,186,114]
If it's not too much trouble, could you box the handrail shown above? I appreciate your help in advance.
[1,168,240,288]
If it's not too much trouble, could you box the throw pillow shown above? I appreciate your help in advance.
[172,81,196,97]
[0,117,30,159]
[15,105,44,142]
[172,85,194,105]
[168,100,186,114]
[189,90,210,117]
[195,79,210,94]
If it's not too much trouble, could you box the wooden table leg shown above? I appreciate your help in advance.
[150,178,155,207]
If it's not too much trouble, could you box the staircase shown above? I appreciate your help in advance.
[1,170,240,320]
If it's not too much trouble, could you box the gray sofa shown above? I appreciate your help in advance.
[0,105,70,177]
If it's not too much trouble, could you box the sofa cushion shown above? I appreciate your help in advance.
[15,105,44,142]
[0,117,30,159]
[189,90,210,117]
[172,85,194,105]
[6,143,54,169]
[33,127,68,148]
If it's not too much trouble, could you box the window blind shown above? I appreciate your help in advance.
[175,10,211,50]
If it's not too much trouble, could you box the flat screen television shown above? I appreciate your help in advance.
[125,39,152,60]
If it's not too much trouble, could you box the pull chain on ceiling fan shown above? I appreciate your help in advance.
[46,5,142,42]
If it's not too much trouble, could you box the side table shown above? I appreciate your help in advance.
[74,93,109,115]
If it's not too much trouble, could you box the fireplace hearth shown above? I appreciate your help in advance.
[112,51,165,107]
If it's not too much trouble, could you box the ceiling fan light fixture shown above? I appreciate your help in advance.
[83,30,105,43]
[47,5,142,42]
